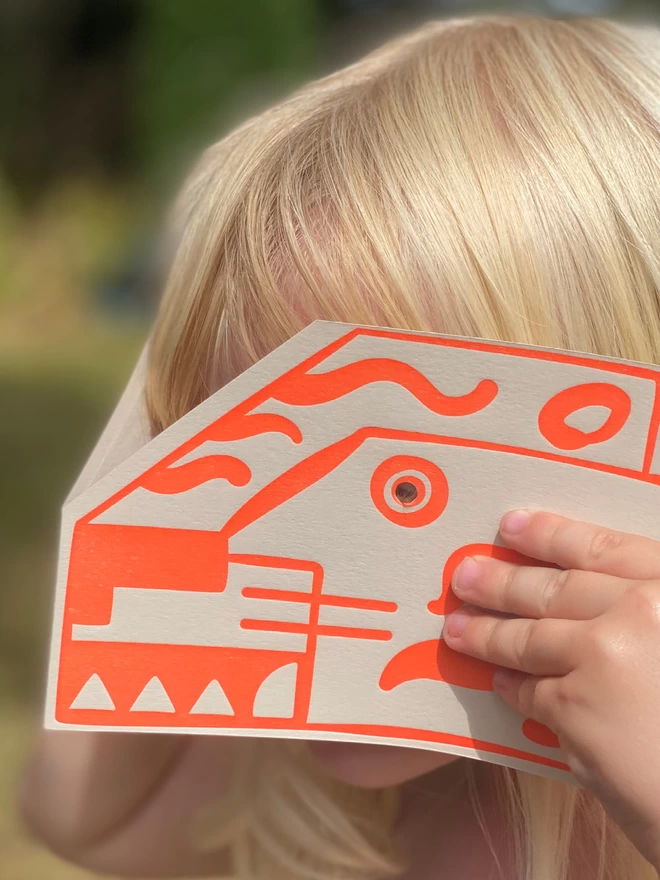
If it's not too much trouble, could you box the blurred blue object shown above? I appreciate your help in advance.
[95,238,158,321]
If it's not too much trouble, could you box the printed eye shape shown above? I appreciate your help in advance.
[388,474,428,511]
[392,478,423,507]
[538,382,632,450]
[370,456,449,528]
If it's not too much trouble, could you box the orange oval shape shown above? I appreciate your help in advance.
[522,718,561,748]
[538,383,631,450]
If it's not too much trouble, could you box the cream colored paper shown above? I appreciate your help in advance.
[45,321,660,785]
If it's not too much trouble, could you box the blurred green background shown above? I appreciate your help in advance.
[0,0,651,877]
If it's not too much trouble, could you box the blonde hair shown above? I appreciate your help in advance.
[145,14,660,880]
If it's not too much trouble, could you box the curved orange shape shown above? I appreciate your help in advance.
[272,359,498,417]
[205,412,303,444]
[379,638,497,692]
[427,543,546,617]
[538,383,631,451]
[522,718,561,749]
[142,456,251,494]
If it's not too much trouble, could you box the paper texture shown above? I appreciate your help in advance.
[45,321,660,785]
[66,343,151,503]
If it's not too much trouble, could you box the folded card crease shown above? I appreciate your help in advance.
[46,321,660,785]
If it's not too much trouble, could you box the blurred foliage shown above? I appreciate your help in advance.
[0,177,148,704]
[0,183,139,314]
[0,3,321,876]
[140,0,319,183]
[0,0,324,706]
[0,177,148,878]
[0,185,146,877]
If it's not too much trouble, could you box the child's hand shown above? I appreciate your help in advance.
[444,511,660,869]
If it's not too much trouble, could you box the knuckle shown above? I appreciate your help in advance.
[512,626,530,668]
[483,619,503,661]
[501,565,519,607]
[518,622,541,667]
[540,675,579,722]
[553,675,577,708]
[543,514,568,554]
[486,619,517,667]
[566,752,593,784]
[529,677,559,722]
[586,528,622,564]
[622,583,660,626]
[539,568,570,616]
[582,620,619,662]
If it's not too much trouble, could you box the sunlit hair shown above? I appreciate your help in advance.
[145,14,660,880]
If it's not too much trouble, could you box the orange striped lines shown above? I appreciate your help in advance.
[241,586,397,613]
[240,619,392,641]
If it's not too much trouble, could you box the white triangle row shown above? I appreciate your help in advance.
[69,674,235,715]
[69,663,298,719]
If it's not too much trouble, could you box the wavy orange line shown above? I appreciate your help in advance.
[271,358,498,417]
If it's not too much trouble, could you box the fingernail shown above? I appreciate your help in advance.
[444,604,479,639]
[501,509,532,535]
[453,556,482,597]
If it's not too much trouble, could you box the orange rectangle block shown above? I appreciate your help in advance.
[66,522,228,626]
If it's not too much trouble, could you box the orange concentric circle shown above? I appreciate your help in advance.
[370,455,449,528]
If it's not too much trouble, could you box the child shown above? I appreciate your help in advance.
[20,15,660,880]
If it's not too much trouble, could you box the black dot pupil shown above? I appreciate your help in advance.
[395,481,418,504]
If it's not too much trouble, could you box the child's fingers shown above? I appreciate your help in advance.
[499,511,660,579]
[489,669,566,734]
[451,556,636,619]
[442,608,580,676]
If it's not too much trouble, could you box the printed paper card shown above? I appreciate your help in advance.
[45,321,660,784]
